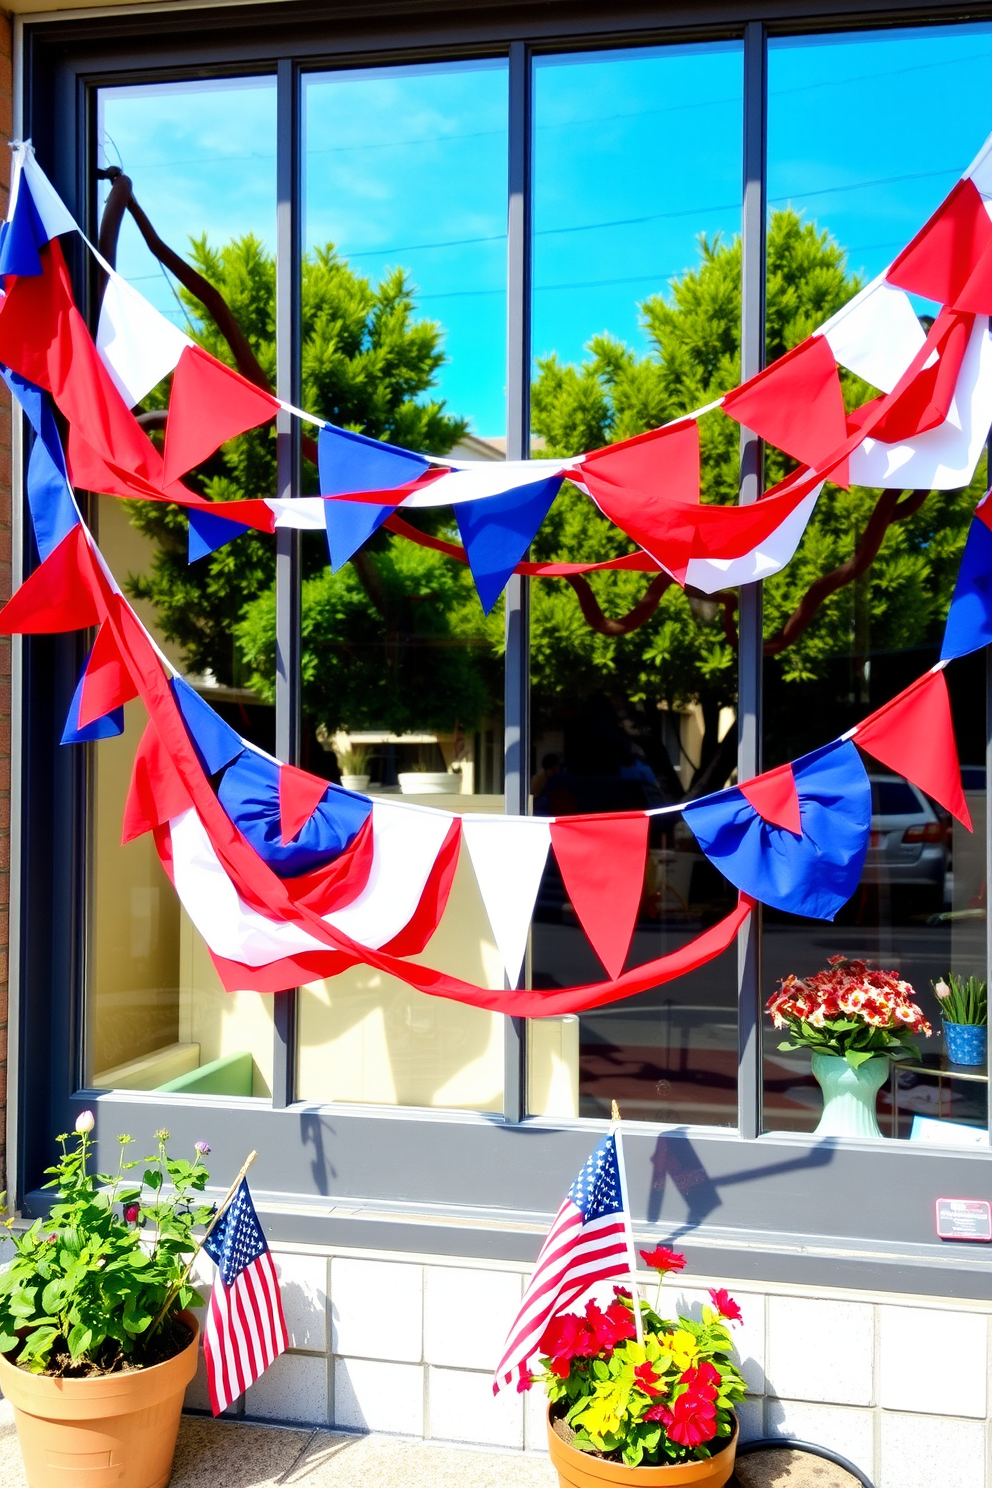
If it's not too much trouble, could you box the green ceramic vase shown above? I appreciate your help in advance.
[810,1052,889,1138]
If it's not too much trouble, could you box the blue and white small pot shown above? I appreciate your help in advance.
[943,1021,988,1067]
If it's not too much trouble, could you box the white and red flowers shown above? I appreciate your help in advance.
[767,955,932,1067]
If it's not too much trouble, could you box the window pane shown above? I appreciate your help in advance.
[88,77,277,1095]
[762,24,991,1143]
[527,43,743,1124]
[296,60,509,1110]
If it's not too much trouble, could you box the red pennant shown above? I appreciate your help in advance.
[580,420,700,503]
[888,178,992,311]
[123,718,193,843]
[551,813,649,979]
[78,618,139,728]
[848,308,974,446]
[739,762,802,835]
[163,345,280,484]
[0,525,104,634]
[722,334,849,481]
[855,670,972,830]
[279,763,331,845]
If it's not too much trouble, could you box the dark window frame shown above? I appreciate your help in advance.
[12,0,992,1300]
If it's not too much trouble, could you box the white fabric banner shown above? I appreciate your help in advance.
[96,269,191,409]
[819,276,926,395]
[462,816,552,986]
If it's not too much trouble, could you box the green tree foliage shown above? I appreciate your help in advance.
[126,236,475,717]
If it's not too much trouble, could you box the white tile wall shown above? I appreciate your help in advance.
[245,1350,329,1426]
[879,1305,987,1418]
[428,1366,524,1449]
[331,1258,423,1363]
[333,1357,425,1437]
[879,1411,986,1488]
[274,1252,329,1353]
[764,1398,876,1481]
[766,1296,875,1406]
[424,1266,523,1370]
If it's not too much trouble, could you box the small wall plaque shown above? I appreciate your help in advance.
[935,1198,992,1242]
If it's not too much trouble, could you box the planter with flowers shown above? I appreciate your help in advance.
[767,956,931,1138]
[523,1246,746,1487]
[0,1114,214,1488]
[933,974,988,1067]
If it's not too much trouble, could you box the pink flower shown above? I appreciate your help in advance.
[708,1288,742,1323]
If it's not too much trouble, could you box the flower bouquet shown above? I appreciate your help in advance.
[767,956,931,1137]
[933,974,988,1067]
[526,1246,746,1486]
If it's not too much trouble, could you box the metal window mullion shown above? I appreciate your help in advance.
[503,40,532,1124]
[737,21,767,1142]
[272,56,301,1110]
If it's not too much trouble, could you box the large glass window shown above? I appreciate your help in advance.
[761,24,992,1142]
[526,43,744,1123]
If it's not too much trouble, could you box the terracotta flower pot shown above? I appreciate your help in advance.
[547,1412,738,1488]
[0,1311,199,1488]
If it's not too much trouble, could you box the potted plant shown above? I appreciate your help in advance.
[523,1247,746,1487]
[767,956,932,1138]
[397,760,460,794]
[334,745,372,793]
[0,1115,213,1488]
[933,974,988,1066]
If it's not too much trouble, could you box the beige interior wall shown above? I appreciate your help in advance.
[179,911,274,1097]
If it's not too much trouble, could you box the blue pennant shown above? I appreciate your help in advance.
[0,177,49,278]
[318,423,429,571]
[61,649,124,744]
[683,739,871,921]
[0,366,79,561]
[455,474,564,613]
[171,676,245,775]
[217,748,371,877]
[941,514,992,662]
[188,506,249,563]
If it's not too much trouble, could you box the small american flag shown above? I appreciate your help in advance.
[493,1132,636,1394]
[202,1180,288,1415]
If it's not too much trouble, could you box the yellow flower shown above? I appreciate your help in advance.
[666,1329,698,1372]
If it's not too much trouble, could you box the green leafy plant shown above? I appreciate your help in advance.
[335,746,370,776]
[933,974,988,1026]
[0,1115,213,1376]
[523,1248,746,1467]
[767,956,933,1068]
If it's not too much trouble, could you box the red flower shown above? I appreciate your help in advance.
[685,1359,721,1390]
[539,1312,589,1375]
[633,1361,663,1396]
[644,1402,671,1423]
[604,1300,636,1343]
[708,1288,742,1323]
[516,1369,533,1393]
[124,1203,140,1224]
[581,1299,634,1354]
[639,1245,686,1275]
[664,1389,718,1448]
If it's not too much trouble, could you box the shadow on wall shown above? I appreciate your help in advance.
[647,1133,836,1233]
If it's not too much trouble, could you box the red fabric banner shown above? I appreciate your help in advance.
[722,335,849,480]
[739,762,802,835]
[163,345,280,485]
[550,812,650,979]
[78,620,139,728]
[0,525,104,634]
[854,670,972,830]
[279,763,333,845]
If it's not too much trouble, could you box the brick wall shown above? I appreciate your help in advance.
[0,8,13,1198]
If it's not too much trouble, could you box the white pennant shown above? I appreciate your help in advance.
[96,268,191,408]
[462,816,552,986]
[818,274,926,395]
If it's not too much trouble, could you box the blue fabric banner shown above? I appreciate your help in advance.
[217,747,371,877]
[455,474,564,613]
[940,514,992,662]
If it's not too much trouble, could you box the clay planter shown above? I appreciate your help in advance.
[547,1413,738,1488]
[0,1311,198,1488]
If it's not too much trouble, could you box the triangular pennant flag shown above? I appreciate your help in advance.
[854,670,972,830]
[888,178,992,311]
[317,422,430,494]
[739,761,802,835]
[941,512,992,661]
[0,367,81,562]
[461,816,552,985]
[722,334,849,479]
[163,344,280,484]
[122,719,194,843]
[854,308,974,446]
[188,506,249,563]
[19,150,78,242]
[817,276,926,395]
[550,813,649,979]
[323,500,394,572]
[76,619,139,728]
[455,475,563,613]
[170,676,245,775]
[279,763,331,845]
[579,419,700,501]
[0,175,49,278]
[96,269,191,408]
[0,525,103,634]
[61,667,124,744]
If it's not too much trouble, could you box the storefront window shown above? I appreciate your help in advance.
[761,24,992,1141]
[526,42,744,1123]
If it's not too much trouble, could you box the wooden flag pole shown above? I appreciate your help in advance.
[150,1149,258,1333]
[610,1102,644,1348]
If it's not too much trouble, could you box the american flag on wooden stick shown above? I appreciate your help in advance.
[202,1179,288,1415]
[492,1128,638,1394]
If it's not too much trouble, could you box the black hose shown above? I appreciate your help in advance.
[735,1436,875,1488]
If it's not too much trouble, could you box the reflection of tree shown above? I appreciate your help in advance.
[531,211,983,791]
